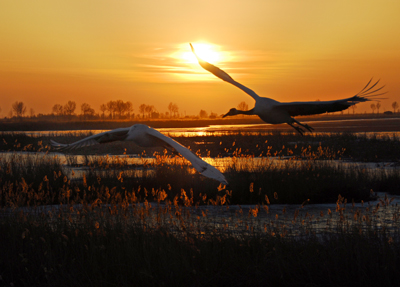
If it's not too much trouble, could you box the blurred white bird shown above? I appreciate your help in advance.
[190,43,386,135]
[51,124,228,185]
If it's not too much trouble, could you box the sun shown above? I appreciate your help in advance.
[173,42,223,65]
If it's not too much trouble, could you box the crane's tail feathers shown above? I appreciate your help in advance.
[355,78,388,101]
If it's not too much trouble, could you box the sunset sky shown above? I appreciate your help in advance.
[1,0,399,117]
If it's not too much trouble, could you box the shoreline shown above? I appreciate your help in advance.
[1,113,400,133]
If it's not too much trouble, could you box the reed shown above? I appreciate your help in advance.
[1,196,400,286]
[1,131,400,286]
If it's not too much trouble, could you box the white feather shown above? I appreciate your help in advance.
[51,124,228,185]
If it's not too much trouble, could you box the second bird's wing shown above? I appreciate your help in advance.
[275,79,387,117]
[145,127,228,185]
[274,99,359,117]
[50,127,131,150]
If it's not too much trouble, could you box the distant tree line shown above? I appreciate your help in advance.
[3,99,400,120]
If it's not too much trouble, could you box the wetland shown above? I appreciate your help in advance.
[1,117,400,286]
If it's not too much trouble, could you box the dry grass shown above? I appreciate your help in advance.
[1,131,400,286]
[1,191,400,286]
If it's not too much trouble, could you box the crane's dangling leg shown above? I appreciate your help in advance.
[288,123,305,136]
[292,119,314,132]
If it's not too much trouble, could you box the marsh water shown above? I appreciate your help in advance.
[6,120,400,138]
[2,122,400,236]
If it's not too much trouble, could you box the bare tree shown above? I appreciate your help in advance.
[376,102,381,114]
[168,102,179,118]
[392,101,399,113]
[351,104,357,115]
[100,104,107,118]
[237,101,249,111]
[81,103,95,117]
[106,101,116,119]
[168,102,174,118]
[124,101,133,118]
[199,109,208,118]
[209,111,217,119]
[12,101,27,117]
[370,103,376,114]
[114,100,124,118]
[29,108,35,117]
[172,103,179,118]
[52,104,63,116]
[139,104,146,118]
[237,101,249,118]
[64,101,76,116]
[145,105,155,118]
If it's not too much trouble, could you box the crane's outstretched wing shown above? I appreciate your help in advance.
[145,127,228,185]
[50,127,131,150]
[274,79,387,117]
[190,43,260,101]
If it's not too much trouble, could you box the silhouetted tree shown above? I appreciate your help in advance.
[209,111,217,119]
[106,101,116,118]
[124,101,133,118]
[199,110,208,118]
[237,101,249,118]
[168,102,179,118]
[112,100,133,118]
[168,102,174,118]
[12,101,27,117]
[100,104,107,118]
[114,100,125,118]
[145,105,155,118]
[392,101,399,113]
[172,104,179,118]
[52,104,63,116]
[370,103,376,114]
[29,108,35,117]
[237,101,249,111]
[376,102,381,114]
[351,105,357,115]
[64,101,76,115]
[139,104,146,118]
[81,103,95,118]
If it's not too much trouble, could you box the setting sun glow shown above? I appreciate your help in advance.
[181,43,222,64]
[0,1,399,116]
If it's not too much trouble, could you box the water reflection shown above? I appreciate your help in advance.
[1,151,397,181]
[3,118,400,139]
[183,192,400,237]
[2,149,399,236]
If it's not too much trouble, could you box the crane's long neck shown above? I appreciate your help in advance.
[236,108,255,116]
[224,108,255,118]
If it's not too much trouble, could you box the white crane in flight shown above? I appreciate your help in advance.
[190,43,386,135]
[51,124,228,185]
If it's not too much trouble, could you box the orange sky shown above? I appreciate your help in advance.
[1,0,399,117]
